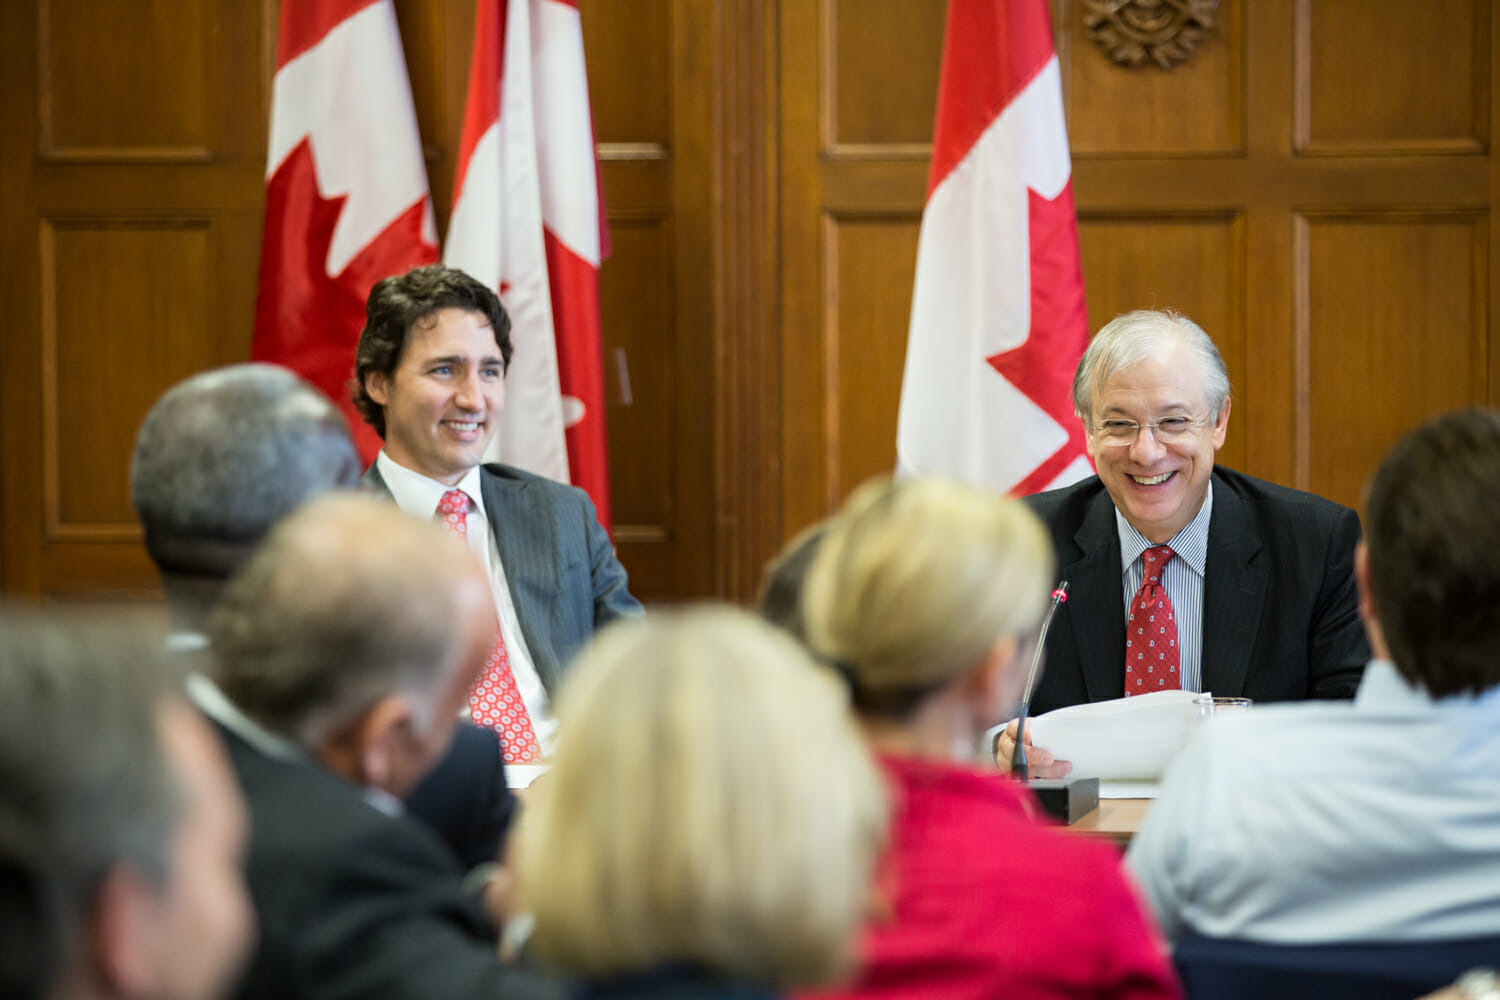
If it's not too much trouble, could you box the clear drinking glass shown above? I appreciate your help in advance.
[1193,694,1253,722]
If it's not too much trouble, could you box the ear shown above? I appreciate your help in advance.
[1354,543,1391,661]
[967,634,1024,722]
[351,695,417,795]
[364,370,390,407]
[90,864,162,996]
[1210,395,1231,451]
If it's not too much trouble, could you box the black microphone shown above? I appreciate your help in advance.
[1010,581,1068,780]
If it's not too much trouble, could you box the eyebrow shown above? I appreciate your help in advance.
[421,354,505,367]
[1097,402,1195,418]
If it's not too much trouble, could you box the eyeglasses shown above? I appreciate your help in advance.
[1090,413,1212,446]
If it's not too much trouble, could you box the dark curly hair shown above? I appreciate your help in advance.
[352,265,513,438]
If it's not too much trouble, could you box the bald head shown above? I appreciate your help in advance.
[131,363,363,580]
[208,494,495,781]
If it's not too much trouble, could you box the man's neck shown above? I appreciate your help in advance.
[160,573,227,636]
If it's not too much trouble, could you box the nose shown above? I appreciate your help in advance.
[1128,424,1167,463]
[453,370,484,411]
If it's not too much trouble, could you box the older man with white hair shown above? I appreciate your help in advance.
[999,309,1368,771]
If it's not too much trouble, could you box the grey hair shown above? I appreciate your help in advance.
[0,611,186,985]
[1072,309,1231,423]
[131,363,363,579]
[208,495,472,750]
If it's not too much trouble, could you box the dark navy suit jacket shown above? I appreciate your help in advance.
[1023,466,1369,716]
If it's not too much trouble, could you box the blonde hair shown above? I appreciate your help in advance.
[516,606,887,988]
[802,477,1054,714]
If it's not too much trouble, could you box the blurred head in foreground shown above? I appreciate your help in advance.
[802,477,1055,739]
[209,494,497,799]
[1361,406,1500,698]
[756,520,828,646]
[0,613,253,1000]
[130,363,361,628]
[517,607,887,991]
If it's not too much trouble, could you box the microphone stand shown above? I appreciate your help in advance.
[1011,582,1068,780]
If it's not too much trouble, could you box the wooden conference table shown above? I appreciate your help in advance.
[1069,798,1152,847]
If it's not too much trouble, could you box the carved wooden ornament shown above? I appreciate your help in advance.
[1083,0,1220,71]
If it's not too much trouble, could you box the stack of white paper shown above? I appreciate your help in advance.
[1027,690,1201,782]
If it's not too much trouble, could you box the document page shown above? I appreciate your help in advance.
[1027,690,1201,783]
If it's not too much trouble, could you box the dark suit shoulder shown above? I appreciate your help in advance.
[1210,465,1357,525]
[1022,475,1110,522]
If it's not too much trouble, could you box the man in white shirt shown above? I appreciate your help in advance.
[1126,406,1500,946]
[353,265,642,781]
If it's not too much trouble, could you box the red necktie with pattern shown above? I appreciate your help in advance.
[1124,545,1181,696]
[437,489,544,763]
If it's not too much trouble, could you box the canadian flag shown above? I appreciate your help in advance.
[895,0,1093,496]
[445,0,614,529]
[252,0,439,461]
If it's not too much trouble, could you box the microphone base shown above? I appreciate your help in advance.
[1025,777,1099,824]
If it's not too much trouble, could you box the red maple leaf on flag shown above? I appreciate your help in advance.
[253,138,437,462]
[987,182,1092,496]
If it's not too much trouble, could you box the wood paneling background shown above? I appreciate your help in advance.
[3,0,1498,608]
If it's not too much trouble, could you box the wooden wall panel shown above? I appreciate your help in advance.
[3,1,267,599]
[827,215,921,502]
[1061,0,1243,156]
[1296,0,1489,154]
[582,0,670,145]
[600,217,675,529]
[43,219,219,534]
[1077,213,1245,470]
[39,0,212,159]
[829,0,944,149]
[1301,212,1488,508]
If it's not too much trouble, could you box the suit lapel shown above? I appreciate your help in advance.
[479,468,561,691]
[361,464,388,494]
[1064,491,1128,703]
[1200,475,1268,698]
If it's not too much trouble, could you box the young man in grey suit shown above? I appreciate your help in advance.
[354,265,642,782]
[997,309,1368,773]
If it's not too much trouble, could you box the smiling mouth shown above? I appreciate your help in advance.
[442,420,483,434]
[1130,472,1174,486]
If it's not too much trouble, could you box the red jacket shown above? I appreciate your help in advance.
[803,755,1182,1000]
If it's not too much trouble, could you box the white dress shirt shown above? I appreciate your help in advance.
[1126,659,1500,944]
[375,452,557,786]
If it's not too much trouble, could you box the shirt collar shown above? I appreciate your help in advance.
[1356,658,1500,712]
[375,452,488,524]
[1116,480,1213,577]
[187,673,408,818]
[187,672,305,763]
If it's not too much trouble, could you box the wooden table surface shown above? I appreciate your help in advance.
[1069,798,1152,847]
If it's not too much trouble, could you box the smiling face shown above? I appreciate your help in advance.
[1084,338,1230,544]
[365,308,505,486]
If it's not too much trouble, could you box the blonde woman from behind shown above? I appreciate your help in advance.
[515,606,888,1000]
[797,477,1181,1000]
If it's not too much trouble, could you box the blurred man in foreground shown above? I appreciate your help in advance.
[199,495,563,1000]
[0,614,253,1000]
[1128,408,1500,947]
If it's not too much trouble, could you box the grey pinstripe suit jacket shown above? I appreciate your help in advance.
[363,461,643,693]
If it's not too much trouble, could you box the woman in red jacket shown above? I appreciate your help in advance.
[797,477,1182,1000]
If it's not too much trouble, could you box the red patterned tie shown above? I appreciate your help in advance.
[437,489,543,763]
[1124,545,1181,696]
